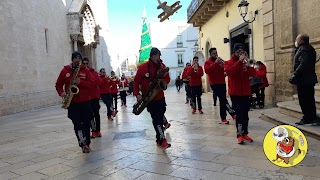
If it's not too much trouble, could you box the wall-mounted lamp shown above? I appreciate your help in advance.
[193,42,200,55]
[238,0,258,23]
[223,38,229,43]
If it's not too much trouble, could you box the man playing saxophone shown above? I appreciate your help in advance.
[133,47,171,149]
[55,51,94,153]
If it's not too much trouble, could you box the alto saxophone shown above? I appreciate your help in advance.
[62,66,80,109]
[132,67,169,115]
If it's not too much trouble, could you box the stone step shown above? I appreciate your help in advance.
[293,94,320,110]
[260,108,320,140]
[277,101,320,119]
[315,86,320,96]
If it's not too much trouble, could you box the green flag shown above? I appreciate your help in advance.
[138,19,152,63]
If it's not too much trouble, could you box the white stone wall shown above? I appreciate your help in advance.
[149,21,198,84]
[88,0,112,74]
[0,0,71,115]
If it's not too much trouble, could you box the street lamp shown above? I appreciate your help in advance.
[193,41,199,55]
[238,0,258,23]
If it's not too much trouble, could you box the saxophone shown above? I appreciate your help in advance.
[132,67,169,115]
[62,65,80,109]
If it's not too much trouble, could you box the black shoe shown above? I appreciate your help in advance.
[295,120,315,125]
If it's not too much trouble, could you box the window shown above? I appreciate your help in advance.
[177,54,183,67]
[177,35,183,47]
[45,28,49,53]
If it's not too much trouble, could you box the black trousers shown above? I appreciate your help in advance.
[147,98,166,142]
[68,101,91,147]
[101,94,113,117]
[185,83,191,101]
[111,93,118,110]
[191,86,202,110]
[212,91,217,106]
[90,99,101,132]
[297,84,317,121]
[119,91,127,105]
[230,96,250,137]
[256,88,265,105]
[176,85,181,91]
[211,84,236,120]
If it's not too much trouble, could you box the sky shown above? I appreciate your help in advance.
[108,0,190,64]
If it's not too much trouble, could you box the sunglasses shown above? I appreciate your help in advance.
[83,62,89,65]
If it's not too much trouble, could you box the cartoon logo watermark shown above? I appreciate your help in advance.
[263,125,308,167]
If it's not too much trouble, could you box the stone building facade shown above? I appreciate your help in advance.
[0,0,112,116]
[265,0,320,102]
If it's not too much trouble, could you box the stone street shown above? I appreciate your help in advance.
[0,87,319,180]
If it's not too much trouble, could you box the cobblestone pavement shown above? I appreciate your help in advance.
[0,86,319,180]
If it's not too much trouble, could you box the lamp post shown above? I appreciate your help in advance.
[193,41,199,55]
[238,0,258,23]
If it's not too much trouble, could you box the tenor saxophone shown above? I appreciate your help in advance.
[132,67,169,115]
[62,66,80,109]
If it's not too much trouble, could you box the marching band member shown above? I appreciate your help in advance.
[99,68,113,121]
[187,56,204,114]
[55,51,94,153]
[82,58,102,138]
[224,43,256,144]
[134,47,171,149]
[181,63,192,105]
[118,73,129,107]
[204,48,236,124]
[110,71,119,116]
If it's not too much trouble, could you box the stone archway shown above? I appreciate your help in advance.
[67,1,99,68]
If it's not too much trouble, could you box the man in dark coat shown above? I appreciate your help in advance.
[289,34,319,125]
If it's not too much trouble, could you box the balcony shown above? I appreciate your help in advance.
[177,42,183,48]
[187,0,228,27]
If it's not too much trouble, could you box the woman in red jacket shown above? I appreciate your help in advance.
[110,71,119,116]
[82,58,102,138]
[255,61,269,108]
[118,73,129,107]
[224,43,256,144]
[187,56,204,114]
[99,68,113,121]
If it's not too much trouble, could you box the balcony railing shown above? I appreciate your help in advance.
[187,0,204,21]
[178,62,184,67]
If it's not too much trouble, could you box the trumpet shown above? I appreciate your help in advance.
[193,62,199,72]
[110,75,118,81]
[216,57,224,67]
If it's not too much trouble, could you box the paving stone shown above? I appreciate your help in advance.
[0,161,35,174]
[170,158,229,172]
[101,168,146,180]
[135,172,183,180]
[129,160,180,175]
[223,166,304,180]
[90,156,140,176]
[37,164,73,177]
[0,172,20,180]
[12,158,67,175]
[70,172,105,180]
[213,154,280,171]
[169,166,256,180]
[11,172,48,180]
[1,152,43,164]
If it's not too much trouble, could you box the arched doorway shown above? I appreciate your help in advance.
[67,2,99,68]
[205,40,211,59]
